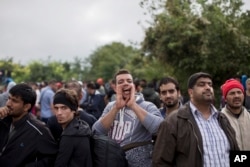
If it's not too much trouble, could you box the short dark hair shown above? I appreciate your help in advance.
[64,81,82,99]
[159,77,180,91]
[187,72,212,89]
[86,82,96,89]
[113,69,132,83]
[9,83,36,112]
[140,79,147,88]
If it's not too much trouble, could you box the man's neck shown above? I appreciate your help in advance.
[226,105,242,116]
[166,103,180,115]
[12,112,28,123]
[191,101,212,120]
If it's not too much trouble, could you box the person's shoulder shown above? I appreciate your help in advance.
[220,107,227,114]
[242,107,250,117]
[63,118,92,137]
[26,114,50,134]
[79,110,97,121]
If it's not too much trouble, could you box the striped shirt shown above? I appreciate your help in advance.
[190,102,230,167]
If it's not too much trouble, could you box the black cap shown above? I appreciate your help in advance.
[187,72,212,89]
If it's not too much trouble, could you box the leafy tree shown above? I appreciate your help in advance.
[141,0,250,95]
[85,42,141,81]
[85,42,171,83]
[0,58,27,84]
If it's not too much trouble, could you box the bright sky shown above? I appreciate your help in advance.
[0,0,249,65]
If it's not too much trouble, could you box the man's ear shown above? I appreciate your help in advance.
[188,89,193,99]
[177,90,181,98]
[24,103,32,112]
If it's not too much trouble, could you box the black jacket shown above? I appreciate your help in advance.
[80,93,105,119]
[55,117,93,167]
[0,113,58,167]
[47,109,97,142]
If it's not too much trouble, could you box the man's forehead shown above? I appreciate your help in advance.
[196,77,212,83]
[160,85,176,91]
[9,94,22,100]
[160,83,176,88]
[116,74,133,80]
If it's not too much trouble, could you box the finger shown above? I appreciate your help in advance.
[116,85,123,94]
[0,107,8,118]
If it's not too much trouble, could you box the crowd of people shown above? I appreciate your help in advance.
[0,69,250,167]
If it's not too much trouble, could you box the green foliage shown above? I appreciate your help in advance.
[84,42,171,82]
[141,0,250,94]
[0,57,86,84]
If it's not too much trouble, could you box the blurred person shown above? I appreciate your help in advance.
[47,80,97,142]
[92,69,163,167]
[0,83,58,166]
[141,79,161,108]
[96,78,106,95]
[153,72,239,167]
[134,79,142,93]
[78,80,87,105]
[53,88,92,167]
[80,82,106,119]
[29,82,41,117]
[221,79,250,150]
[244,78,250,111]
[39,80,58,124]
[56,82,63,90]
[104,79,116,105]
[0,81,16,107]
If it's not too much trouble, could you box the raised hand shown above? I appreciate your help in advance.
[0,106,10,119]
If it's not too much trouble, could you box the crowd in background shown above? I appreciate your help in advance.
[0,70,250,166]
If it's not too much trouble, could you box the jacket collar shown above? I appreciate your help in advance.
[12,113,29,130]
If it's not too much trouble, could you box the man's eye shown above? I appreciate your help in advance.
[161,91,167,95]
[198,83,205,86]
[62,106,68,110]
[118,81,123,84]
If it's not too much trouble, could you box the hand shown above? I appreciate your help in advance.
[126,84,136,108]
[0,106,10,119]
[115,84,127,109]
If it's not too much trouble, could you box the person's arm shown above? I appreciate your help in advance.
[92,102,115,135]
[127,86,163,134]
[98,105,120,129]
[134,102,164,134]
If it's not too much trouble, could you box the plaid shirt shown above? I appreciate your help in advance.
[190,102,230,167]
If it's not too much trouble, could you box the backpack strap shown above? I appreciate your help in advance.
[122,141,152,152]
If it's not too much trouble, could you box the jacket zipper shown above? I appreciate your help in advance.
[188,120,203,164]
